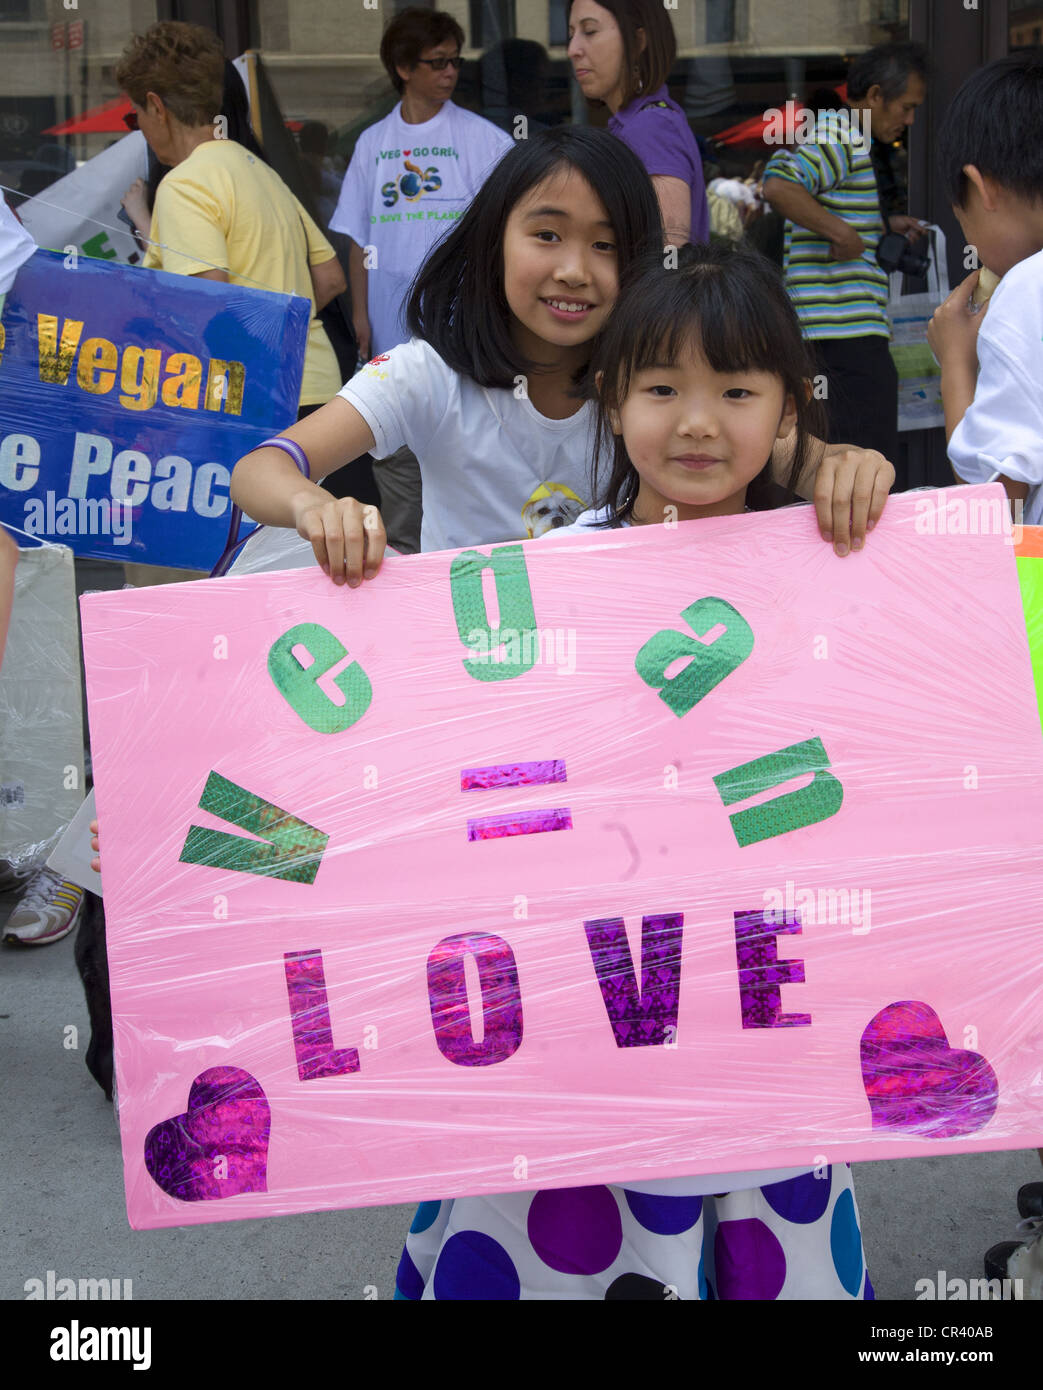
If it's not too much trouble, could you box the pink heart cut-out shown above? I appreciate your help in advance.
[144,1066,270,1202]
[860,1001,998,1138]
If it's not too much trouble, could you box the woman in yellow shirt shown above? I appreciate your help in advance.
[115,21,346,415]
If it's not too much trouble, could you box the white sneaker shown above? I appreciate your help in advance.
[3,867,83,946]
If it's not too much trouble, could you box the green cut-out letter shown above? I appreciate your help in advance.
[635,597,753,717]
[180,771,329,883]
[450,544,537,682]
[268,622,372,733]
[714,736,843,848]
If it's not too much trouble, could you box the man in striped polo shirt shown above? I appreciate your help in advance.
[763,43,928,463]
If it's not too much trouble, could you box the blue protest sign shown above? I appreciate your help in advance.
[0,250,309,569]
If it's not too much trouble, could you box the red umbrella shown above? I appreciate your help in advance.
[43,96,134,136]
[714,84,851,148]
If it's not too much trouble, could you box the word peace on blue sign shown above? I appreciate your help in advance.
[0,250,309,570]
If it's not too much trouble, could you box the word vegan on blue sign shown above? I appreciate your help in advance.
[0,250,308,569]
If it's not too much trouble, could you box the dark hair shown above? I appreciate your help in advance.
[381,7,466,94]
[938,48,1043,208]
[847,40,928,103]
[406,126,663,389]
[589,242,825,524]
[569,0,675,108]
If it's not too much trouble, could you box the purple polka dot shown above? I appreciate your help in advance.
[432,1230,520,1300]
[527,1186,623,1275]
[761,1167,832,1224]
[624,1189,703,1234]
[714,1218,787,1300]
[395,1245,425,1300]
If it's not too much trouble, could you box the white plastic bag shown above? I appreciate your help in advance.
[888,223,949,432]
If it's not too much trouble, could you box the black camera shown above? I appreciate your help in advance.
[875,230,931,278]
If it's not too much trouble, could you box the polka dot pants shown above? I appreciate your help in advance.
[395,1165,873,1300]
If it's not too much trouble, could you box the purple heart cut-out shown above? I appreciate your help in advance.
[144,1066,270,1202]
[860,1001,998,1138]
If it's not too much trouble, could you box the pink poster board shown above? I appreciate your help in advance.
[80,485,1043,1230]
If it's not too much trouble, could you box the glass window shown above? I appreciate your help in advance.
[0,1,160,209]
[1010,4,1043,48]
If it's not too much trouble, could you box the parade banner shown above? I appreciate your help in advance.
[0,250,308,569]
[80,486,1043,1230]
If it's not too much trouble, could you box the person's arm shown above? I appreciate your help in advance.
[230,395,384,585]
[651,176,691,247]
[761,175,864,261]
[192,268,229,283]
[0,526,17,673]
[347,239,370,361]
[772,432,894,555]
[926,269,986,445]
[310,253,347,312]
[120,178,152,241]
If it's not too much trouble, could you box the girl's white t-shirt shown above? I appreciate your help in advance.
[541,505,811,1196]
[339,338,595,553]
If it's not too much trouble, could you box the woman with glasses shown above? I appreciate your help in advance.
[568,0,709,247]
[328,6,512,553]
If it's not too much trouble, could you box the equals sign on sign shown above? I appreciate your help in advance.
[461,759,572,841]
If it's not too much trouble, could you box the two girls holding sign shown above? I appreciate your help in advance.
[229,127,891,1298]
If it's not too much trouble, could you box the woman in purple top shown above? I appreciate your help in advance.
[568,0,709,246]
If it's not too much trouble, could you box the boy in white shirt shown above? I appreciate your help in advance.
[928,51,1043,527]
[927,50,1043,1293]
[330,7,512,553]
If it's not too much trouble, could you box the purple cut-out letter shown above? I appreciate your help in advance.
[583,913,684,1048]
[427,932,524,1066]
[284,949,361,1080]
[733,909,811,1029]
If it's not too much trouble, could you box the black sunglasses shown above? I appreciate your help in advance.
[416,55,463,71]
[123,110,139,131]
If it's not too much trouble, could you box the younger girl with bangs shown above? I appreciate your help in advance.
[397,243,881,1301]
[228,127,892,578]
[567,239,862,532]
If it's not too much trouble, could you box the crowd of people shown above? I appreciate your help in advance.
[3,4,1043,1301]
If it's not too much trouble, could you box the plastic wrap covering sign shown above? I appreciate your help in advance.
[0,250,308,569]
[80,485,1043,1230]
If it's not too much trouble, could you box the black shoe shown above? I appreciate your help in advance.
[984,1242,1019,1282]
[1017,1183,1043,1220]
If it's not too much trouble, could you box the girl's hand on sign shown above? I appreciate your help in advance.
[293,494,387,587]
[89,818,100,874]
[813,446,894,556]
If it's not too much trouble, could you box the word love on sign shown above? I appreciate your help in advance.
[81,486,1043,1229]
